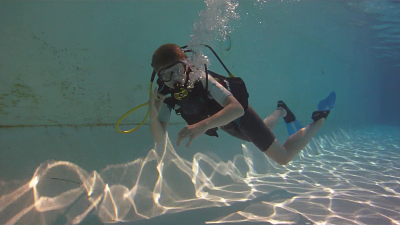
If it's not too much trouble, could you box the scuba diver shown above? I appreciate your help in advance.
[149,43,331,166]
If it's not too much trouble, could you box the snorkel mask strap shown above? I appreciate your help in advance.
[150,70,156,83]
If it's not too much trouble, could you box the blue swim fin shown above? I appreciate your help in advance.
[278,101,304,136]
[285,119,304,136]
[285,122,296,136]
[318,91,336,111]
[284,91,335,136]
[294,120,303,131]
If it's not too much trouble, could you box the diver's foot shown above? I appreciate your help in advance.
[278,101,295,123]
[312,110,330,122]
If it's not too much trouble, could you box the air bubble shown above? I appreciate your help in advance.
[223,35,232,51]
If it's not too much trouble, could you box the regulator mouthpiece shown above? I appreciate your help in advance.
[174,82,183,89]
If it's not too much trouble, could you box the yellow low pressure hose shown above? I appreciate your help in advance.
[116,82,153,133]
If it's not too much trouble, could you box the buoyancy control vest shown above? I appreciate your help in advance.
[157,69,249,137]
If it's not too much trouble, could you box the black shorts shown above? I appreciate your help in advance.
[220,106,275,152]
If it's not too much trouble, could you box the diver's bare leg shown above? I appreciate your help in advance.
[263,108,286,131]
[264,118,325,165]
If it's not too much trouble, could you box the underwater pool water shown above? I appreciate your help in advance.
[1,0,399,224]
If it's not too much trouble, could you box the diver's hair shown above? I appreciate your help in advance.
[151,44,187,69]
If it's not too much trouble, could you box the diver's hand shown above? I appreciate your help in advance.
[149,87,165,119]
[177,122,208,148]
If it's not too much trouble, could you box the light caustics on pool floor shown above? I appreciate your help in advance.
[0,126,399,225]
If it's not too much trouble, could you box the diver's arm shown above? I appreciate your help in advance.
[176,95,244,147]
[150,116,168,143]
[149,87,168,143]
[198,74,244,129]
[201,95,244,130]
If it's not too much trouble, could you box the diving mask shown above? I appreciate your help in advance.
[157,61,187,82]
